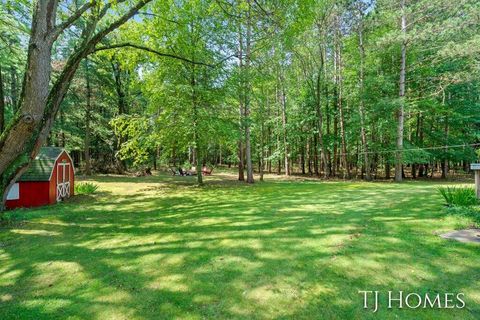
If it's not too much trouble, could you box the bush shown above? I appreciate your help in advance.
[438,186,478,207]
[75,182,99,195]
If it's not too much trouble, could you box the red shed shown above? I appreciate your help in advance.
[6,147,75,209]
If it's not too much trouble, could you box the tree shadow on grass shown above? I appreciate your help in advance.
[0,178,479,319]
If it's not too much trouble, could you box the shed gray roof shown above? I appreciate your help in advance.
[19,147,64,182]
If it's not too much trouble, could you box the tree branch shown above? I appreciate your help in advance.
[50,0,97,41]
[89,0,153,46]
[91,43,214,67]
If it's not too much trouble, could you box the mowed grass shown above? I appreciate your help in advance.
[0,173,479,320]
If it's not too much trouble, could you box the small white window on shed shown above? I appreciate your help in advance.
[6,183,19,200]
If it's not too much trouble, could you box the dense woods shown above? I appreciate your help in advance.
[1,0,479,198]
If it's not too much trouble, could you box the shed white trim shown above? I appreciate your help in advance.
[48,150,75,181]
[6,183,20,200]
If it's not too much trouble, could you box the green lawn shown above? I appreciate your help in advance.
[0,173,479,319]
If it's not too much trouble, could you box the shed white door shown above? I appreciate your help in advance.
[57,163,70,201]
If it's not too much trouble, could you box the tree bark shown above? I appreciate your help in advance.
[244,0,254,183]
[10,66,18,113]
[395,0,407,182]
[112,60,128,114]
[259,92,267,181]
[357,7,371,181]
[238,141,245,180]
[237,24,245,182]
[335,15,349,179]
[0,64,4,133]
[191,65,203,185]
[84,59,92,176]
[385,161,391,180]
[313,134,319,176]
[332,108,338,177]
[111,59,128,173]
[315,73,329,178]
[219,144,222,165]
[300,142,305,174]
[442,114,449,179]
[280,78,289,176]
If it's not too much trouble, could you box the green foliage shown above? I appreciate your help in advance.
[445,205,480,223]
[438,186,478,207]
[5,0,480,178]
[110,114,159,168]
[74,182,99,195]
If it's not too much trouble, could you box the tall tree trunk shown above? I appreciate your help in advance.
[10,66,18,112]
[314,25,330,179]
[313,134,319,176]
[244,0,254,183]
[332,111,338,177]
[315,74,329,178]
[153,148,158,171]
[259,93,267,181]
[307,138,313,175]
[385,161,391,179]
[111,60,128,173]
[238,142,244,180]
[442,115,449,179]
[300,142,305,174]
[112,60,127,114]
[395,0,407,182]
[357,8,371,181]
[323,45,332,178]
[335,15,349,179]
[219,144,222,165]
[0,64,5,133]
[191,65,203,185]
[84,59,92,176]
[237,22,245,182]
[279,74,289,176]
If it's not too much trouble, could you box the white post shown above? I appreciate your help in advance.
[475,171,480,199]
[471,164,480,199]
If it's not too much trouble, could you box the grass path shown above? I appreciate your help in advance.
[0,173,479,319]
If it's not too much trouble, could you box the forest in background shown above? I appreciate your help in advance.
[1,0,479,186]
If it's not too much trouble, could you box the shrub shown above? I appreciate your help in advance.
[438,186,478,207]
[445,205,480,226]
[75,182,99,195]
